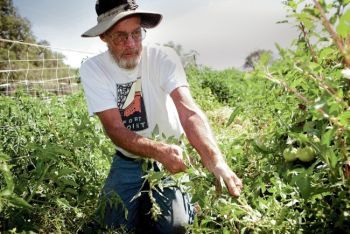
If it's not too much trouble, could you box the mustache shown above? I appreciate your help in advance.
[107,45,140,56]
[122,48,140,56]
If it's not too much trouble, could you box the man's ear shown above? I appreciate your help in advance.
[100,33,107,42]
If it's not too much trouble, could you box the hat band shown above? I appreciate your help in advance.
[97,3,129,23]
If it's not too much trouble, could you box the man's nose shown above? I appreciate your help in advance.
[124,34,137,47]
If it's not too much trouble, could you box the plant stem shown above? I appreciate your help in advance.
[299,22,318,63]
[313,0,350,69]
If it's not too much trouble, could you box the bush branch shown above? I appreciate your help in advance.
[313,0,350,68]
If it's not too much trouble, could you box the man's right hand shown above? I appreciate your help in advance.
[157,144,187,174]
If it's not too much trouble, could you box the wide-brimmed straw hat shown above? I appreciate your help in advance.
[82,0,162,37]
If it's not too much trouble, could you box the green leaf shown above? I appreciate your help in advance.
[321,128,336,146]
[152,125,160,137]
[161,133,167,140]
[297,12,314,29]
[59,178,78,187]
[290,78,304,89]
[309,62,321,71]
[329,102,343,116]
[0,162,14,194]
[277,20,289,24]
[58,168,76,177]
[338,111,350,126]
[64,187,78,196]
[292,171,312,199]
[147,171,165,183]
[56,198,72,209]
[287,0,298,9]
[0,163,10,173]
[1,189,12,197]
[0,153,10,161]
[336,9,350,37]
[252,140,273,154]
[325,148,338,170]
[290,132,310,144]
[319,48,335,60]
[7,195,32,209]
[46,144,72,157]
[226,107,241,127]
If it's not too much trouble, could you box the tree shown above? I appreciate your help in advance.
[164,41,183,56]
[163,41,199,68]
[0,0,35,42]
[243,49,273,70]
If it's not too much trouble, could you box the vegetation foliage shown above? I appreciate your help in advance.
[0,0,350,233]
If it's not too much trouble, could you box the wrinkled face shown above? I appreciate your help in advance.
[102,16,143,70]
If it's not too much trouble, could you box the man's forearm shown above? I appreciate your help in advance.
[105,125,166,160]
[181,109,225,172]
[171,87,242,196]
[105,125,187,173]
[96,108,187,173]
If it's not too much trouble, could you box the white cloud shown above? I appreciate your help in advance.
[143,0,298,69]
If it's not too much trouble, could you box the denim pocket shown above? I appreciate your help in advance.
[103,154,144,195]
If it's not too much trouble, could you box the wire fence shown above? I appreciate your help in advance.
[0,38,95,96]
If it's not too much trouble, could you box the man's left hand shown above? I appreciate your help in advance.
[212,162,243,197]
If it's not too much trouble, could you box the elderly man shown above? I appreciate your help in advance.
[80,0,242,233]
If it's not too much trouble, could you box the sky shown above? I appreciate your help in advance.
[12,0,299,70]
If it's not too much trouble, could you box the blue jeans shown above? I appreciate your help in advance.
[95,151,195,233]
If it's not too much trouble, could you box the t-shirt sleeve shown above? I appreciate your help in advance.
[159,47,189,94]
[80,60,117,116]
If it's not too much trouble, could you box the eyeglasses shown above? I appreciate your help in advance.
[108,28,146,46]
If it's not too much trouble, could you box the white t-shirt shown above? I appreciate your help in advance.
[80,45,188,158]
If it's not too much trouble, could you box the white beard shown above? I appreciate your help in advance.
[117,55,141,70]
[108,46,141,70]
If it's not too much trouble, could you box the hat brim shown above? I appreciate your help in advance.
[81,10,162,37]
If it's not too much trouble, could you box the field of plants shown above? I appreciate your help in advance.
[1,0,350,233]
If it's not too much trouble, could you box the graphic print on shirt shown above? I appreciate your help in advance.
[116,78,148,131]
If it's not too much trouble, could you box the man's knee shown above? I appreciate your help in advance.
[152,187,194,233]
[154,216,189,234]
